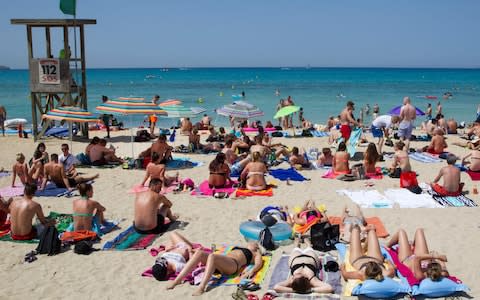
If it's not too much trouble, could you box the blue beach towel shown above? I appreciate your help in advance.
[35,183,74,197]
[409,152,442,163]
[165,158,201,170]
[310,130,329,137]
[347,128,363,157]
[269,167,307,182]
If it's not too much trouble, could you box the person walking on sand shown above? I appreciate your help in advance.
[0,105,6,136]
[339,101,359,141]
[399,97,416,151]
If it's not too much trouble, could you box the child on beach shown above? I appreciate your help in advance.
[12,153,28,187]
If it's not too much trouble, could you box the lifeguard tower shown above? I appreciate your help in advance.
[11,19,96,141]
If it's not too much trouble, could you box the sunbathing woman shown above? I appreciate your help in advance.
[12,153,29,187]
[386,228,449,282]
[293,199,328,227]
[151,231,209,281]
[72,183,106,231]
[240,151,267,191]
[461,149,480,172]
[389,141,412,177]
[167,242,263,296]
[274,238,334,294]
[340,204,367,243]
[333,142,350,174]
[363,143,380,174]
[208,152,232,188]
[341,225,395,282]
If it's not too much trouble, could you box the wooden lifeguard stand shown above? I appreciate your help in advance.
[10,19,96,141]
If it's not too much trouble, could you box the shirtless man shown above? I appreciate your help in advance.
[447,118,458,134]
[390,141,412,177]
[133,178,177,234]
[41,154,98,191]
[289,147,310,168]
[250,135,271,161]
[89,139,123,165]
[462,148,480,172]
[431,155,463,196]
[12,153,29,187]
[140,152,177,187]
[201,114,211,129]
[436,114,447,133]
[3,183,54,240]
[149,135,173,161]
[0,105,6,136]
[422,128,447,154]
[72,183,106,231]
[180,118,193,135]
[398,96,416,150]
[339,101,358,141]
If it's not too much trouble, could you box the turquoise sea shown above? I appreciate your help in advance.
[0,68,479,128]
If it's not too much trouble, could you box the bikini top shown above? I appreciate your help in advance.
[290,254,319,275]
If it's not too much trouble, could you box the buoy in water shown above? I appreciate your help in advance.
[219,92,224,97]
[197,97,204,103]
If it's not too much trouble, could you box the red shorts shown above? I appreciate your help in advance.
[432,183,464,196]
[427,148,442,155]
[340,125,352,140]
[12,227,37,240]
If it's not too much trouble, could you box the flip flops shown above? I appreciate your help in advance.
[238,282,261,291]
[24,250,37,263]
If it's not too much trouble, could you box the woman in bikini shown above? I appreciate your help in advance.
[333,142,350,174]
[274,238,334,294]
[340,204,367,243]
[293,199,328,227]
[151,231,209,281]
[363,143,380,174]
[72,183,106,231]
[341,225,395,282]
[208,152,232,188]
[12,153,29,187]
[390,141,412,177]
[166,242,263,296]
[386,228,449,282]
[461,149,480,172]
[240,151,267,191]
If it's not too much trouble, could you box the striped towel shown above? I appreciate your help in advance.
[409,152,442,163]
[102,225,165,250]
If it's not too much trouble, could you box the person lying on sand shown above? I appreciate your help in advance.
[274,237,334,294]
[293,199,328,229]
[141,152,178,188]
[430,154,464,196]
[1,183,55,240]
[452,136,480,150]
[240,152,267,191]
[41,154,99,191]
[340,204,367,243]
[72,183,106,231]
[386,228,450,282]
[134,178,177,234]
[12,153,29,187]
[167,241,263,296]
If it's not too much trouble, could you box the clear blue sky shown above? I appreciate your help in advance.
[2,0,480,69]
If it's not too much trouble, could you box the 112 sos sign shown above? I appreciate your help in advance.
[38,59,60,84]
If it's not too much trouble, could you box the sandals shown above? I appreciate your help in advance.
[238,281,261,291]
[24,250,37,263]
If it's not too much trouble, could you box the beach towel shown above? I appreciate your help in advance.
[207,244,272,286]
[35,183,75,197]
[0,185,24,198]
[428,189,477,207]
[409,152,442,163]
[190,180,236,197]
[165,158,202,170]
[366,167,383,180]
[383,188,441,208]
[64,217,119,237]
[337,189,393,208]
[102,224,167,251]
[322,169,350,179]
[269,167,307,182]
[310,130,330,138]
[466,169,480,181]
[327,216,389,238]
[236,186,273,197]
[347,128,362,157]
[267,253,342,299]
[0,171,10,178]
[60,230,98,242]
[0,211,10,238]
[293,217,321,235]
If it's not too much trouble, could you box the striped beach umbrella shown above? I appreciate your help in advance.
[159,99,182,107]
[42,106,99,123]
[96,99,167,116]
[216,102,264,119]
[162,105,206,118]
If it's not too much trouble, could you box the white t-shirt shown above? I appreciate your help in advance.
[161,252,186,273]
[59,153,78,172]
[372,115,392,129]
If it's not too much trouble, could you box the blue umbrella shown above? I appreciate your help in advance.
[388,105,425,116]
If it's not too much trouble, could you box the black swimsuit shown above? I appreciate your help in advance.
[230,247,254,273]
[290,254,319,276]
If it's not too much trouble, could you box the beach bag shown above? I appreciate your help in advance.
[259,227,275,251]
[400,172,418,188]
[36,226,61,256]
[271,131,283,137]
[301,129,313,137]
[311,222,339,252]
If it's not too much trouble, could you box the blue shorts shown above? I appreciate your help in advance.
[371,125,383,138]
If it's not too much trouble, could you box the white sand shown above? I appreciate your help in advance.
[0,129,478,299]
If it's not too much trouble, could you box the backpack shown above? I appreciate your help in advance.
[36,226,61,256]
[259,226,276,251]
[310,222,339,252]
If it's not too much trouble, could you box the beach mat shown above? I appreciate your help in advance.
[409,152,442,163]
[328,216,389,238]
[208,244,272,286]
[269,167,307,182]
[466,169,480,181]
[429,190,477,207]
[0,185,24,198]
[236,186,273,197]
[102,224,167,251]
[190,180,236,197]
[35,183,74,197]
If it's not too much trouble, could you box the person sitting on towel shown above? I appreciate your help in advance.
[317,148,333,167]
[240,151,267,191]
[1,183,55,240]
[151,231,209,281]
[333,142,350,174]
[461,148,480,172]
[89,139,124,165]
[389,141,412,178]
[12,153,29,187]
[40,154,99,191]
[141,152,178,188]
[430,154,464,196]
[341,224,395,282]
[363,143,380,174]
[274,237,334,294]
[386,228,450,282]
[72,183,106,231]
[208,153,232,189]
[139,134,173,162]
[421,128,447,154]
[166,241,263,296]
[85,136,100,159]
[134,178,177,234]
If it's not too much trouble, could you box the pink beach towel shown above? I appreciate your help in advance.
[366,167,384,180]
[0,185,24,198]
[322,169,350,179]
[190,180,236,196]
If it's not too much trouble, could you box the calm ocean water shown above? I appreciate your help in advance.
[0,68,479,128]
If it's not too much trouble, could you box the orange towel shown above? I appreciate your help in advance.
[61,230,98,242]
[235,187,273,197]
[293,217,321,234]
[328,216,389,238]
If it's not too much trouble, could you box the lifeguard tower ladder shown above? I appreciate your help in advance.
[11,19,96,141]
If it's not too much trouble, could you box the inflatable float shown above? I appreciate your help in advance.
[239,221,292,242]
[4,118,28,128]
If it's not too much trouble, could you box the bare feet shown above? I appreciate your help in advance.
[93,173,100,180]
[165,281,177,290]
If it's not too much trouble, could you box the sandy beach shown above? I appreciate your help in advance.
[0,129,479,300]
